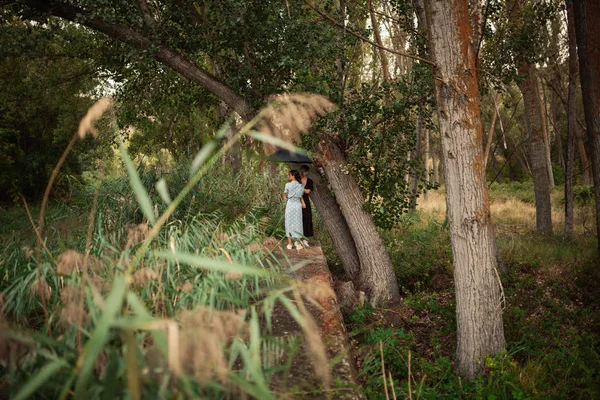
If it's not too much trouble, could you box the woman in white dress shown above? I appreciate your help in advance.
[284,170,306,250]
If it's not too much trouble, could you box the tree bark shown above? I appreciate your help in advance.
[307,169,361,280]
[368,0,391,82]
[517,63,554,233]
[410,113,424,209]
[424,0,505,378]
[424,123,430,200]
[573,0,600,250]
[565,0,579,239]
[483,100,498,168]
[542,86,556,190]
[318,137,401,305]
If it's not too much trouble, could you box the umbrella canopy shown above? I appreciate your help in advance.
[268,148,313,164]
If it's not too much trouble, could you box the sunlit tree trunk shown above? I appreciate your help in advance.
[517,63,554,233]
[424,0,506,378]
[318,137,401,305]
[573,0,600,250]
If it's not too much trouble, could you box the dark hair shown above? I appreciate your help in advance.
[300,165,310,173]
[289,170,302,183]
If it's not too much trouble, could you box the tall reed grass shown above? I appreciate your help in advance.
[0,93,336,399]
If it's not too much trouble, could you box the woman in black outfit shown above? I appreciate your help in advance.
[299,165,314,247]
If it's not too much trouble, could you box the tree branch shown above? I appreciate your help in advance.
[6,0,253,120]
[303,0,435,66]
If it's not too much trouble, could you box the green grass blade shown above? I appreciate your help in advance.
[14,359,67,400]
[156,178,172,205]
[190,123,229,176]
[155,250,271,277]
[247,130,306,154]
[119,143,156,224]
[74,276,127,398]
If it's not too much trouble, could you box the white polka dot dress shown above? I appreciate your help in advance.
[284,181,304,239]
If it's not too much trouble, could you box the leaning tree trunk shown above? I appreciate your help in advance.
[565,0,579,239]
[424,0,506,378]
[317,137,401,305]
[307,169,361,280]
[517,63,554,234]
[573,0,600,250]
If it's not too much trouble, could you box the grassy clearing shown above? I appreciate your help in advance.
[347,186,599,399]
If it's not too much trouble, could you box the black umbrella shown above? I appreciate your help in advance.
[268,148,313,164]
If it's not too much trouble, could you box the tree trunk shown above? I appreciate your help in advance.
[424,124,430,200]
[317,137,401,305]
[541,86,556,190]
[307,168,361,280]
[517,63,554,233]
[424,0,506,378]
[573,0,600,250]
[410,113,424,209]
[368,0,391,82]
[483,100,498,168]
[565,0,579,239]
[577,131,592,186]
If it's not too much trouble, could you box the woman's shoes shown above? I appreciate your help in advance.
[301,239,310,248]
[294,241,304,250]
[286,243,293,250]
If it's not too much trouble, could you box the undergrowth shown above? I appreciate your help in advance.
[345,189,599,399]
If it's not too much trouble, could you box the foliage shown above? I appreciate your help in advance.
[347,186,599,399]
[0,97,337,398]
[0,18,109,203]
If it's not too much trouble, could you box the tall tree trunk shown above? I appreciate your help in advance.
[410,113,424,209]
[368,0,391,82]
[424,124,430,200]
[577,130,592,185]
[573,0,600,250]
[424,0,505,378]
[307,168,361,280]
[565,0,579,239]
[483,100,498,168]
[432,152,440,184]
[317,137,401,305]
[541,85,556,190]
[517,63,554,233]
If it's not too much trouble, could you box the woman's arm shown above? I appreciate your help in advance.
[304,188,311,194]
[284,192,288,199]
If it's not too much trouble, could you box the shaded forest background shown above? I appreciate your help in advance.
[0,0,599,398]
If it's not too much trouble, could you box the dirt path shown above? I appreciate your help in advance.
[268,243,362,399]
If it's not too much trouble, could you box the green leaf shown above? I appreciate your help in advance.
[119,143,156,224]
[74,276,127,398]
[190,123,229,176]
[155,250,271,277]
[156,178,172,205]
[14,359,67,400]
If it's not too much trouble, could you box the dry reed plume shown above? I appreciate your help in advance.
[126,223,149,247]
[175,306,247,383]
[56,250,104,275]
[30,278,51,302]
[78,97,114,139]
[257,93,336,152]
[132,267,159,286]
